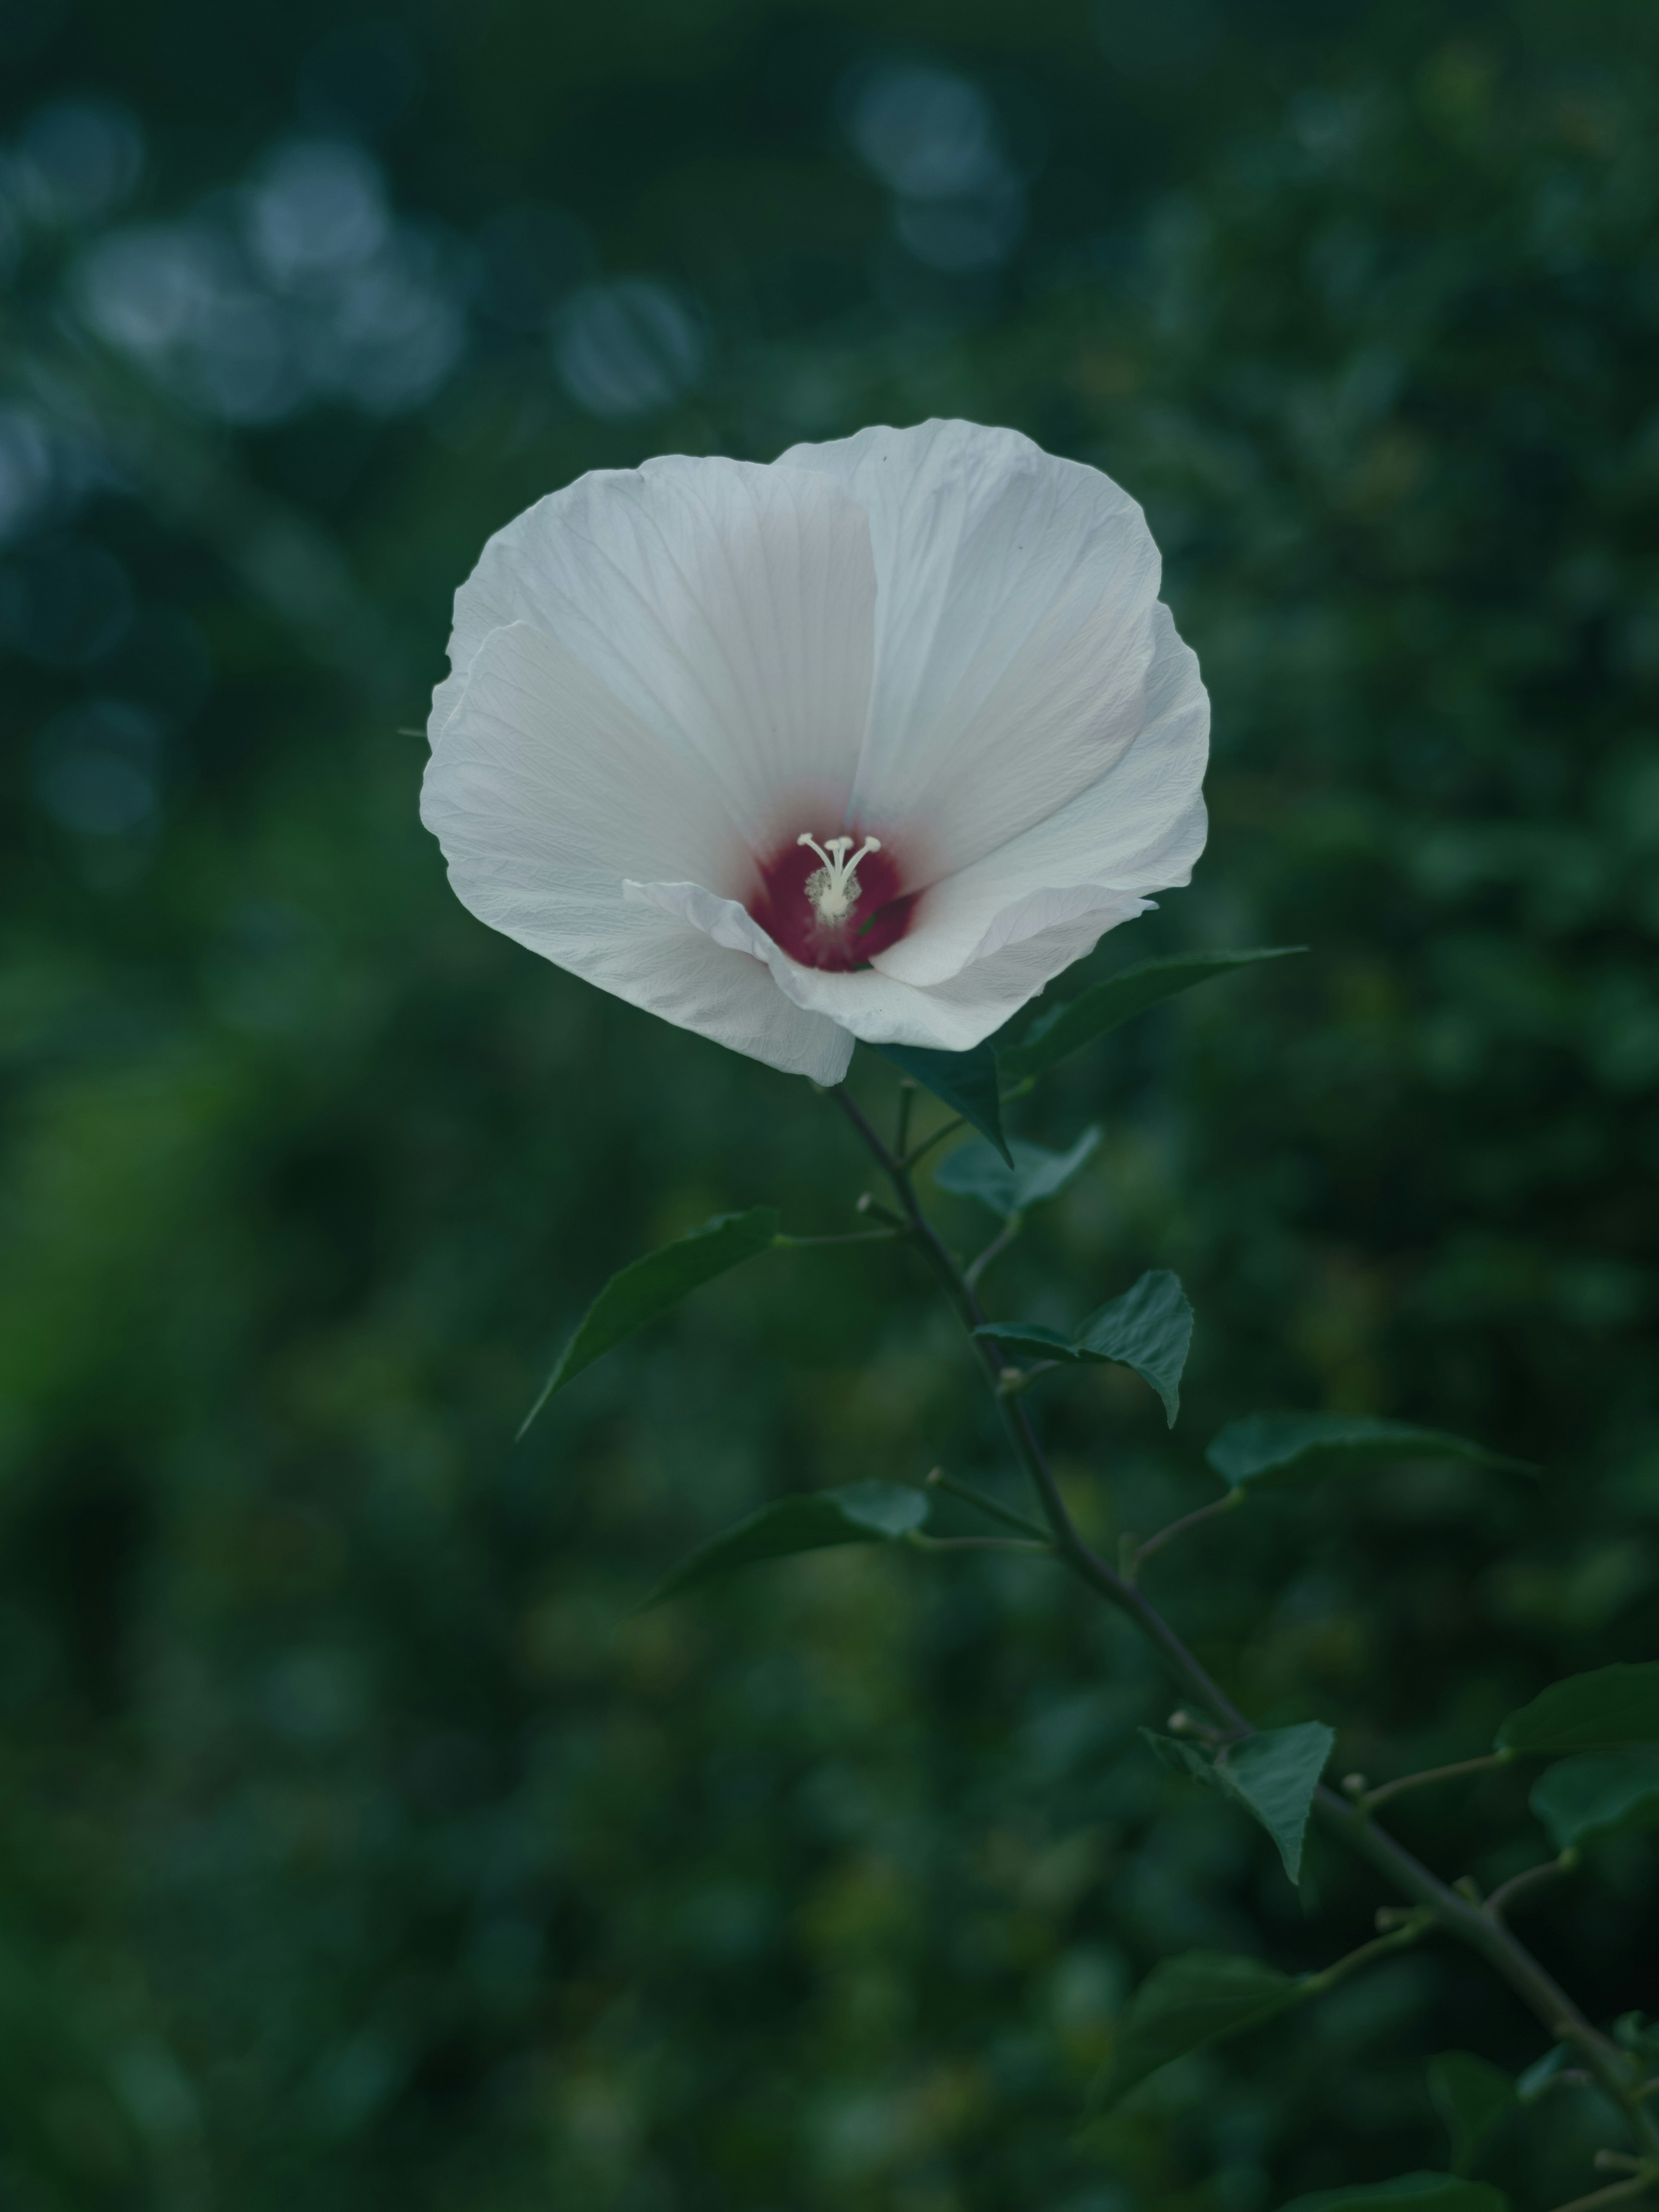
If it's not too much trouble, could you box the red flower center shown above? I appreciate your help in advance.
[747,830,918,972]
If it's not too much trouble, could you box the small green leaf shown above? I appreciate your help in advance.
[934,1126,1100,1219]
[1615,2012,1659,2061]
[998,946,1305,1081]
[1206,1413,1534,1493]
[1276,2177,1507,2212]
[1092,1950,1306,2109]
[1531,1749,1659,1850]
[1515,2045,1569,2103]
[871,1040,1011,1164]
[1427,2052,1517,2175]
[644,1481,929,1608]
[1145,1723,1334,1884]
[520,1206,780,1435]
[1497,1662,1659,1755]
[976,1270,1193,1426]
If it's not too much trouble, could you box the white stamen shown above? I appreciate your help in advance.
[796,831,882,925]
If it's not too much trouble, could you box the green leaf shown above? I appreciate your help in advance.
[1091,1949,1306,2109]
[1531,1749,1659,1850]
[976,1270,1193,1426]
[1276,2177,1507,2212]
[1205,1412,1535,1493]
[871,1040,1010,1165]
[1515,2045,1569,2103]
[1145,1722,1334,1884]
[643,1481,929,1608]
[1497,1662,1659,1755]
[998,946,1305,1081]
[520,1206,781,1436]
[934,1126,1100,1219]
[1427,2052,1517,2176]
[1615,2012,1659,2061]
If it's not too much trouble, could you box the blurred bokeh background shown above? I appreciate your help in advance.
[2,0,1656,2204]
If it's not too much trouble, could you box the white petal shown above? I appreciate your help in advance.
[872,603,1210,987]
[775,419,1162,874]
[423,622,852,1084]
[629,877,1149,1055]
[429,456,877,853]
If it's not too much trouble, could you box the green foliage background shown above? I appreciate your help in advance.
[1,0,1656,2204]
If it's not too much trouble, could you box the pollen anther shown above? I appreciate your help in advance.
[796,832,882,925]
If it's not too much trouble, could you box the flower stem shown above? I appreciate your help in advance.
[826,1078,1659,2161]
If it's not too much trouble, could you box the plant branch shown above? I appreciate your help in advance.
[1359,1751,1516,1814]
[827,1077,1659,2162]
[832,1085,1255,1732]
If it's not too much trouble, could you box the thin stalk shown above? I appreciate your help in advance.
[997,1359,1062,1395]
[1129,1487,1246,1577]
[922,1468,1053,1544]
[909,1533,1052,1554]
[855,1196,911,1232]
[774,1229,904,1249]
[965,1220,1021,1290]
[1360,1751,1516,1814]
[895,1079,916,1160]
[827,1079,1659,2161]
[1544,2180,1655,2212]
[1301,1913,1435,1995]
[1487,1853,1578,1921]
[901,1114,965,1173]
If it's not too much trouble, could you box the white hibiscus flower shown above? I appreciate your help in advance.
[420,417,1209,1085]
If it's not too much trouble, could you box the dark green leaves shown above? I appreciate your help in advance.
[1531,1749,1659,1851]
[998,947,1304,1081]
[1497,1662,1659,1755]
[1277,2177,1507,2212]
[644,1481,928,1608]
[871,1040,1010,1163]
[1205,1413,1532,1493]
[1092,1950,1306,2109]
[1427,2053,1517,2175]
[976,1270,1192,1425]
[934,1127,1100,1218]
[1147,1722,1334,1884]
[520,1207,780,1436]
